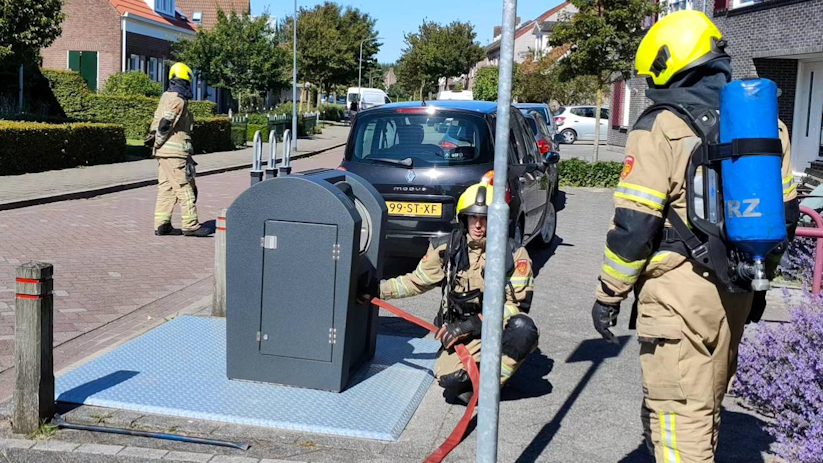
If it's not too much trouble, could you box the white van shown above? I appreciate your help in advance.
[436,90,474,101]
[346,87,391,112]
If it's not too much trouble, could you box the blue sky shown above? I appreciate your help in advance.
[251,0,565,63]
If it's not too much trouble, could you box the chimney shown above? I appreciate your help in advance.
[516,16,521,26]
[493,26,501,38]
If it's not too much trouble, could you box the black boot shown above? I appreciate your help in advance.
[439,370,473,406]
[155,223,182,236]
[184,226,213,237]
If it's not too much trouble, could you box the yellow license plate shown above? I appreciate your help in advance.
[386,201,442,217]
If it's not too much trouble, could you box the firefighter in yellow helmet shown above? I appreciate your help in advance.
[376,181,539,404]
[592,11,798,462]
[147,62,211,237]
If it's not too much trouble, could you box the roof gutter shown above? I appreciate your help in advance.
[122,12,196,36]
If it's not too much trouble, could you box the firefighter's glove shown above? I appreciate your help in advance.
[592,301,620,344]
[436,315,481,350]
[143,131,156,147]
[747,291,767,324]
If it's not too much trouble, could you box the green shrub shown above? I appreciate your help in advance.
[231,126,247,147]
[247,124,269,142]
[318,104,344,122]
[101,71,163,97]
[558,158,623,188]
[0,121,125,175]
[192,117,233,153]
[41,69,89,115]
[43,69,217,138]
[246,113,269,125]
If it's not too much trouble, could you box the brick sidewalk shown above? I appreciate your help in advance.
[0,148,344,398]
[0,125,349,210]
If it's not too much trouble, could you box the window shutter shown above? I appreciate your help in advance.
[611,82,624,128]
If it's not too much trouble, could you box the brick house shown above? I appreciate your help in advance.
[607,0,823,174]
[175,0,249,30]
[42,0,197,93]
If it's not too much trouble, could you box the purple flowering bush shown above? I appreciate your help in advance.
[734,289,823,463]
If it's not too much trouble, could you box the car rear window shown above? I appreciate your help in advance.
[346,110,493,167]
[525,117,539,136]
[554,107,566,116]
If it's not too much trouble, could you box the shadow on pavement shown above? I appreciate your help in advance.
[378,314,432,338]
[716,407,774,462]
[617,441,654,463]
[530,235,572,278]
[502,349,554,401]
[56,370,139,405]
[553,189,568,213]
[515,336,630,463]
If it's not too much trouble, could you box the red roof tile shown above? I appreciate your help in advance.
[109,0,196,32]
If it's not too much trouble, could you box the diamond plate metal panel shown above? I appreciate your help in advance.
[54,316,439,441]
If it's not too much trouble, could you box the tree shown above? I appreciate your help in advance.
[175,10,289,111]
[515,49,600,107]
[396,20,485,100]
[0,0,64,64]
[280,2,379,105]
[550,0,662,160]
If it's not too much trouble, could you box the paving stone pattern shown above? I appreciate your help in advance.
[0,148,345,373]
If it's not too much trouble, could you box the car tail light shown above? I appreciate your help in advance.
[481,170,511,204]
[440,140,458,150]
[537,139,550,155]
[554,116,565,126]
[337,165,347,171]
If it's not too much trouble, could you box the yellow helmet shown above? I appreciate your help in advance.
[168,62,193,82]
[457,182,494,218]
[635,10,727,87]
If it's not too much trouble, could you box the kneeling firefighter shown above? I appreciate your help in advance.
[592,11,799,462]
[378,181,539,404]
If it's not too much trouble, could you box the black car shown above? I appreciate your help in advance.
[340,100,559,257]
[522,110,560,196]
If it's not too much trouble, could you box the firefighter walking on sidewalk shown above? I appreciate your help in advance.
[147,62,211,237]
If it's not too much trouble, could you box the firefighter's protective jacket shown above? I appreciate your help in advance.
[596,112,797,305]
[380,236,534,320]
[150,91,194,158]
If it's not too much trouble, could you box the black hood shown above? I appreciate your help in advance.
[168,78,193,100]
[645,57,732,112]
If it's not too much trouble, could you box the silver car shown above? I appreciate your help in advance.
[553,105,610,144]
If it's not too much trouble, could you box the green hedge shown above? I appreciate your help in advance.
[41,69,87,115]
[247,123,269,142]
[231,126,246,147]
[0,121,126,175]
[558,158,623,188]
[42,69,217,138]
[102,71,163,97]
[318,104,345,122]
[192,117,233,154]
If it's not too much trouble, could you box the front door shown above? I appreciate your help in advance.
[793,60,823,172]
[68,51,98,92]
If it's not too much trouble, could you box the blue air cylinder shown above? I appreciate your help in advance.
[720,79,786,289]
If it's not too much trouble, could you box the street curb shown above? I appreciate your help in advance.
[0,142,346,212]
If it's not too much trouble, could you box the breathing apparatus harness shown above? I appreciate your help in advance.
[636,102,784,293]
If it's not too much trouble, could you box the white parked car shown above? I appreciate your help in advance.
[346,87,391,113]
[553,105,610,144]
[436,90,474,101]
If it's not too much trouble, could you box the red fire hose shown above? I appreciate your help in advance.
[371,298,480,463]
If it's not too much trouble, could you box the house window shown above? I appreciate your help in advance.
[149,58,159,82]
[192,11,202,24]
[731,0,760,8]
[155,0,175,16]
[129,54,142,72]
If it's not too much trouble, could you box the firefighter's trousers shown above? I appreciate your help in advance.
[434,314,539,387]
[154,157,200,232]
[635,260,752,463]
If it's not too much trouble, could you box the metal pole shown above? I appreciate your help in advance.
[476,0,516,462]
[18,65,24,114]
[358,40,363,91]
[292,0,298,151]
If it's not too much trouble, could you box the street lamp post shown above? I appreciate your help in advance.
[358,37,383,92]
[292,0,298,150]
